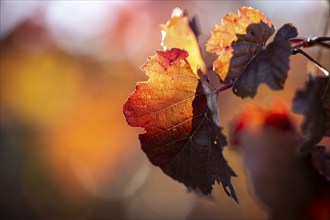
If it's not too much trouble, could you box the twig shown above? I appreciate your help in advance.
[290,36,330,50]
[317,42,330,49]
[214,82,234,93]
[292,48,329,76]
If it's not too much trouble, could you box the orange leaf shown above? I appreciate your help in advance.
[213,42,263,83]
[207,7,274,54]
[161,8,206,76]
[206,7,275,84]
[207,6,297,98]
[123,48,237,201]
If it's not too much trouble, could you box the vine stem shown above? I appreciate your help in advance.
[214,82,234,94]
[207,66,213,71]
[290,36,330,49]
[292,48,329,76]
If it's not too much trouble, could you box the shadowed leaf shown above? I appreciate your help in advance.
[311,146,330,183]
[232,24,298,98]
[207,7,275,84]
[207,6,297,98]
[292,75,330,151]
[213,42,262,83]
[273,23,298,41]
[161,7,206,75]
[123,48,237,201]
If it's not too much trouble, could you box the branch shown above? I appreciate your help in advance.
[292,48,329,76]
[290,37,330,49]
[214,82,234,94]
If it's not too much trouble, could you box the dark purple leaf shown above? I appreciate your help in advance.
[311,146,330,183]
[232,24,298,98]
[274,23,298,41]
[292,75,330,151]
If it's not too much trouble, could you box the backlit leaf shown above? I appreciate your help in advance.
[206,7,274,54]
[207,7,275,83]
[123,48,237,201]
[292,75,330,151]
[207,7,298,98]
[213,42,263,83]
[161,7,206,75]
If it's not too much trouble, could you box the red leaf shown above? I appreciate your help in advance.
[123,48,237,201]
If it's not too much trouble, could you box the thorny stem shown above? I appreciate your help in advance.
[214,82,234,94]
[292,48,329,76]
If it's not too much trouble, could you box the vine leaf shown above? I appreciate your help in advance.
[207,6,298,98]
[233,23,298,98]
[292,75,330,151]
[311,146,330,183]
[161,7,206,75]
[207,6,274,54]
[123,48,237,201]
[206,6,274,83]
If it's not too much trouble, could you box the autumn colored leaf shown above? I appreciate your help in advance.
[292,75,330,151]
[207,7,274,54]
[123,48,237,201]
[161,7,206,75]
[206,7,274,82]
[207,7,298,98]
[212,42,263,83]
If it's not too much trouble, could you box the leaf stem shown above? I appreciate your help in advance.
[292,48,329,76]
[207,65,214,71]
[214,82,234,94]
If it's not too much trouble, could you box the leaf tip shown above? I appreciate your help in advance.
[275,23,298,41]
[171,7,184,17]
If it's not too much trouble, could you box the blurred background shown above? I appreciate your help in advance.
[0,1,329,220]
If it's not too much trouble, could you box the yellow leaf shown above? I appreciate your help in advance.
[161,7,206,76]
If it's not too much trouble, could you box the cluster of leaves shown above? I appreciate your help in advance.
[123,7,329,201]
